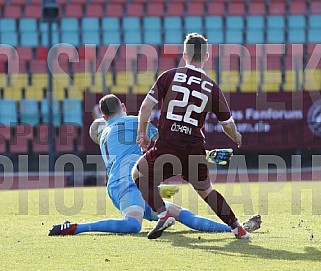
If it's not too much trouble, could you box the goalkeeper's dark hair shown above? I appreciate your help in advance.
[184,33,208,62]
[99,94,122,118]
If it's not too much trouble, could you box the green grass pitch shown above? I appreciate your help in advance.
[0,181,320,271]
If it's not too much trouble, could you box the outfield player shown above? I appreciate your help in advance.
[49,94,261,236]
[134,33,252,239]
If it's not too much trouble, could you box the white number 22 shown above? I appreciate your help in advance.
[166,85,208,126]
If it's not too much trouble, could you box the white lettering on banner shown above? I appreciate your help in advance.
[205,122,271,133]
[245,108,303,120]
[171,122,192,135]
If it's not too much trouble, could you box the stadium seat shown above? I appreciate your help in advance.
[246,16,264,29]
[167,2,185,16]
[55,124,79,153]
[3,86,22,101]
[246,29,264,44]
[105,3,123,18]
[20,32,39,47]
[102,17,120,31]
[24,85,44,101]
[144,30,162,45]
[304,69,321,91]
[124,31,142,44]
[9,124,33,154]
[127,3,144,17]
[0,18,16,32]
[309,15,321,28]
[283,70,303,92]
[164,30,183,44]
[0,125,10,154]
[66,85,83,99]
[239,71,261,92]
[164,17,182,30]
[248,2,266,15]
[86,4,104,18]
[185,16,203,34]
[61,32,80,46]
[20,99,40,125]
[206,29,224,44]
[267,29,285,43]
[289,2,306,15]
[3,5,22,18]
[65,4,83,18]
[309,2,321,14]
[205,16,223,30]
[32,124,49,153]
[207,2,225,16]
[115,71,135,87]
[268,2,286,15]
[81,18,99,31]
[146,2,164,17]
[123,17,141,31]
[19,18,37,32]
[228,3,245,16]
[63,99,82,126]
[82,32,100,45]
[308,29,321,43]
[0,32,18,47]
[186,3,205,16]
[288,29,306,43]
[102,31,121,44]
[0,100,17,125]
[226,30,243,44]
[25,5,42,19]
[143,17,161,31]
[40,22,59,46]
[288,15,305,29]
[267,16,285,29]
[41,99,61,127]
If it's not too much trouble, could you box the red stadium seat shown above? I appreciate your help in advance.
[16,47,33,61]
[207,2,225,16]
[9,0,26,5]
[10,124,33,154]
[86,4,104,18]
[167,2,185,16]
[29,0,42,4]
[90,0,107,3]
[310,2,321,14]
[127,3,144,17]
[72,60,91,73]
[65,4,83,18]
[146,3,165,16]
[78,46,97,60]
[105,3,124,18]
[4,5,22,18]
[268,2,286,15]
[55,124,78,153]
[33,124,49,153]
[186,3,205,16]
[289,2,306,15]
[248,2,266,15]
[0,125,10,154]
[24,5,42,19]
[228,3,245,16]
[29,60,47,73]
[158,58,176,71]
[18,60,28,73]
[36,47,48,60]
[69,0,87,4]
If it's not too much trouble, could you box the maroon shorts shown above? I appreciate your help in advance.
[136,144,211,191]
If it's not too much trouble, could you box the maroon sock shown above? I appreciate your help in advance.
[204,190,238,228]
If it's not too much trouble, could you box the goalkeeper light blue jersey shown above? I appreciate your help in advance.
[99,115,158,186]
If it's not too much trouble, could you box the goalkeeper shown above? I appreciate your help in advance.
[49,94,260,236]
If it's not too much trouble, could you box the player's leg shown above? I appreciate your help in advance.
[165,202,231,232]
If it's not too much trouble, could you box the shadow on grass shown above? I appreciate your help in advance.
[156,231,321,262]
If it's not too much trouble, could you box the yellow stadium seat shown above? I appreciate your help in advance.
[260,83,281,92]
[3,86,22,100]
[53,73,71,88]
[205,70,217,82]
[239,71,260,92]
[0,73,7,87]
[115,71,135,87]
[73,72,92,91]
[304,69,321,91]
[94,72,113,88]
[220,71,240,92]
[132,85,150,94]
[110,85,130,94]
[67,85,83,99]
[283,70,303,92]
[32,73,48,89]
[10,73,28,88]
[137,72,155,86]
[52,85,65,101]
[263,70,282,85]
[24,86,44,101]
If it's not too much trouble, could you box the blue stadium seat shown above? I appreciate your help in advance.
[226,30,243,43]
[102,31,121,44]
[61,32,80,46]
[164,17,182,30]
[206,29,224,44]
[81,18,99,31]
[41,99,61,127]
[0,32,18,46]
[41,31,59,46]
[61,18,78,31]
[226,16,244,29]
[143,17,161,30]
[102,18,120,31]
[185,16,203,33]
[246,29,264,43]
[123,17,140,31]
[164,30,183,44]
[124,31,142,44]
[205,16,223,30]
[308,29,321,43]
[267,29,285,43]
[20,33,39,47]
[0,19,16,32]
[144,30,162,45]
[267,16,285,29]
[288,29,306,43]
[82,32,100,45]
[309,15,321,28]
[246,16,264,29]
[19,18,37,32]
[0,100,17,125]
[288,15,305,28]
[20,99,39,125]
[63,99,82,126]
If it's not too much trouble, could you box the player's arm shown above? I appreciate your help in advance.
[137,97,157,152]
[221,119,242,148]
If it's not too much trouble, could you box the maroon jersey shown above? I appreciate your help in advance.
[147,65,232,150]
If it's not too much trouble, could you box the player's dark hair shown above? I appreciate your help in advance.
[99,94,122,118]
[184,33,208,62]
